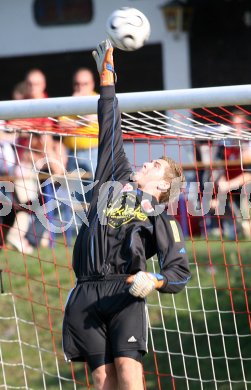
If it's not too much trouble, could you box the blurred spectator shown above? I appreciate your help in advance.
[194,110,251,239]
[12,81,27,100]
[6,135,39,254]
[7,69,68,252]
[0,121,16,248]
[7,69,50,131]
[6,70,48,253]
[60,68,99,188]
[217,110,251,238]
[25,68,47,99]
[195,139,223,236]
[0,123,15,176]
[58,68,99,235]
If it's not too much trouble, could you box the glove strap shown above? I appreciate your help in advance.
[151,273,164,281]
[100,63,117,86]
[150,273,165,290]
[106,64,117,83]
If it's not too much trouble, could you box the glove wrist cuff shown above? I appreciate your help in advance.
[100,64,117,86]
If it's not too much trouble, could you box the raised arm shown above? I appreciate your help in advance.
[92,40,132,189]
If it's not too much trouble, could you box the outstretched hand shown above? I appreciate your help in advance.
[92,40,116,86]
[92,40,113,74]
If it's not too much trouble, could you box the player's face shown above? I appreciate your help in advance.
[133,159,169,188]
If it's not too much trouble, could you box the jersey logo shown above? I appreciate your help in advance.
[105,192,148,228]
[179,247,186,254]
[121,183,134,192]
[128,336,137,342]
[170,220,181,242]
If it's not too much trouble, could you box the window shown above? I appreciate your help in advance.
[34,0,93,27]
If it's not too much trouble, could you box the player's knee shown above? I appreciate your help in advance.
[92,364,117,390]
[115,357,143,387]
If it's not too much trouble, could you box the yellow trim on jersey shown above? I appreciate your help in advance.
[170,220,181,242]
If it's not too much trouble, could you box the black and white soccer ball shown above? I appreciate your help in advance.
[106,8,151,51]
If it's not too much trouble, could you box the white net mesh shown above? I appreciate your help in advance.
[0,89,251,389]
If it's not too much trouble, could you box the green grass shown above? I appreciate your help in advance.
[0,237,251,389]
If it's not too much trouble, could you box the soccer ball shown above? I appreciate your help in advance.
[106,7,151,51]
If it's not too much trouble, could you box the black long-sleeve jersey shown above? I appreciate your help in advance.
[72,86,191,293]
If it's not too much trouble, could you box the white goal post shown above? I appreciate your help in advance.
[0,84,251,120]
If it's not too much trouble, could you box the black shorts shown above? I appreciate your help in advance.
[62,275,148,371]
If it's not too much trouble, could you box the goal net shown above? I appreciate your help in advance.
[0,85,251,390]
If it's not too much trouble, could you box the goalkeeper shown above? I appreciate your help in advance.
[63,40,191,390]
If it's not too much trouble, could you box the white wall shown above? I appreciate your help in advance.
[0,0,191,89]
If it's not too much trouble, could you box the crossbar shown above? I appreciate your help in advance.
[0,84,250,120]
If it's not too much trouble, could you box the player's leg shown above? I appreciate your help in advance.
[92,363,118,390]
[115,356,144,390]
[108,281,148,390]
[63,281,117,389]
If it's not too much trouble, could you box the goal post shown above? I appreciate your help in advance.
[0,85,251,390]
[0,84,251,119]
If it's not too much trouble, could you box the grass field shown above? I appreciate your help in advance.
[0,237,250,389]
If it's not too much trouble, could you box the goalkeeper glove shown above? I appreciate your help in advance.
[92,39,117,86]
[127,271,165,298]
